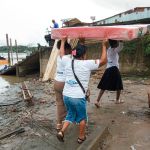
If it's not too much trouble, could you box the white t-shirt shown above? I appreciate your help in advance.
[55,55,71,82]
[62,58,100,98]
[106,42,123,69]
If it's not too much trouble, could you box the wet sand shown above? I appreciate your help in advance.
[0,74,150,150]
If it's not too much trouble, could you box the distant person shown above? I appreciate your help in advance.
[95,39,124,108]
[45,19,59,46]
[50,19,59,28]
[56,39,107,144]
[54,39,72,131]
[3,65,7,70]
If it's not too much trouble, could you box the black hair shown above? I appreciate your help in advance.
[57,40,61,49]
[73,44,87,59]
[57,40,72,54]
[108,39,119,48]
[57,40,71,50]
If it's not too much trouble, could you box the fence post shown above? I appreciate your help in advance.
[6,34,11,66]
[10,38,13,66]
[15,40,19,63]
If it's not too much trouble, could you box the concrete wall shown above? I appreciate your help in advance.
[16,52,40,76]
[86,42,150,75]
[39,47,52,77]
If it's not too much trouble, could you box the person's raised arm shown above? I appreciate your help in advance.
[59,38,66,58]
[118,41,123,51]
[99,40,107,67]
[115,41,123,53]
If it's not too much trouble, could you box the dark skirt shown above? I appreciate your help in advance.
[97,66,123,91]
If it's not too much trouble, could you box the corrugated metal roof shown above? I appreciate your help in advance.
[94,7,150,26]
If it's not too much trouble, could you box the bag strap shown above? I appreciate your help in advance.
[71,59,85,94]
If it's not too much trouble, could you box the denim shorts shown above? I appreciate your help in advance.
[63,96,87,123]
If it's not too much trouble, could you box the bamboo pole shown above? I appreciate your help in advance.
[15,40,19,63]
[9,38,13,66]
[6,34,10,66]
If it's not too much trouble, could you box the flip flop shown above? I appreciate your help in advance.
[57,131,64,142]
[77,137,86,144]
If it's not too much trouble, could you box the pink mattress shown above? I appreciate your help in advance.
[51,24,150,41]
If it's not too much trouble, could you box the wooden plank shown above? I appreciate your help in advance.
[42,40,59,81]
[21,82,33,101]
[42,39,79,81]
[49,59,57,79]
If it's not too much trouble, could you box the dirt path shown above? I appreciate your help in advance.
[0,75,149,150]
[89,77,150,150]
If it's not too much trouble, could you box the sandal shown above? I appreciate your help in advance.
[77,137,86,144]
[57,131,64,142]
[56,124,62,131]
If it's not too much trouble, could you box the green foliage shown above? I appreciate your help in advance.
[145,45,150,55]
[122,35,150,56]
[142,35,150,55]
[122,39,138,54]
[0,45,36,53]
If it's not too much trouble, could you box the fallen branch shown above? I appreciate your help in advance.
[0,100,22,107]
[0,127,25,140]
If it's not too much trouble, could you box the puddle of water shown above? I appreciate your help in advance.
[0,76,9,93]
[0,75,26,103]
[0,53,27,97]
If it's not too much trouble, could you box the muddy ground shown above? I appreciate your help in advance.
[0,74,150,150]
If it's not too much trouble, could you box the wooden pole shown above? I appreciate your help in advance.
[10,38,13,66]
[6,34,10,66]
[148,92,150,108]
[15,40,19,63]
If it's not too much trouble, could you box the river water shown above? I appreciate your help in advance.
[0,53,27,103]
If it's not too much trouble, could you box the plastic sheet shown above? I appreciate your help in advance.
[51,24,150,41]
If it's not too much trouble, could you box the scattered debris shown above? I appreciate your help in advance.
[0,127,25,140]
[0,100,21,107]
[130,145,136,150]
[133,121,141,124]
[39,99,47,104]
[121,111,126,115]
[21,81,34,105]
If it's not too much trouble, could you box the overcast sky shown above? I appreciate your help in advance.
[0,0,149,46]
